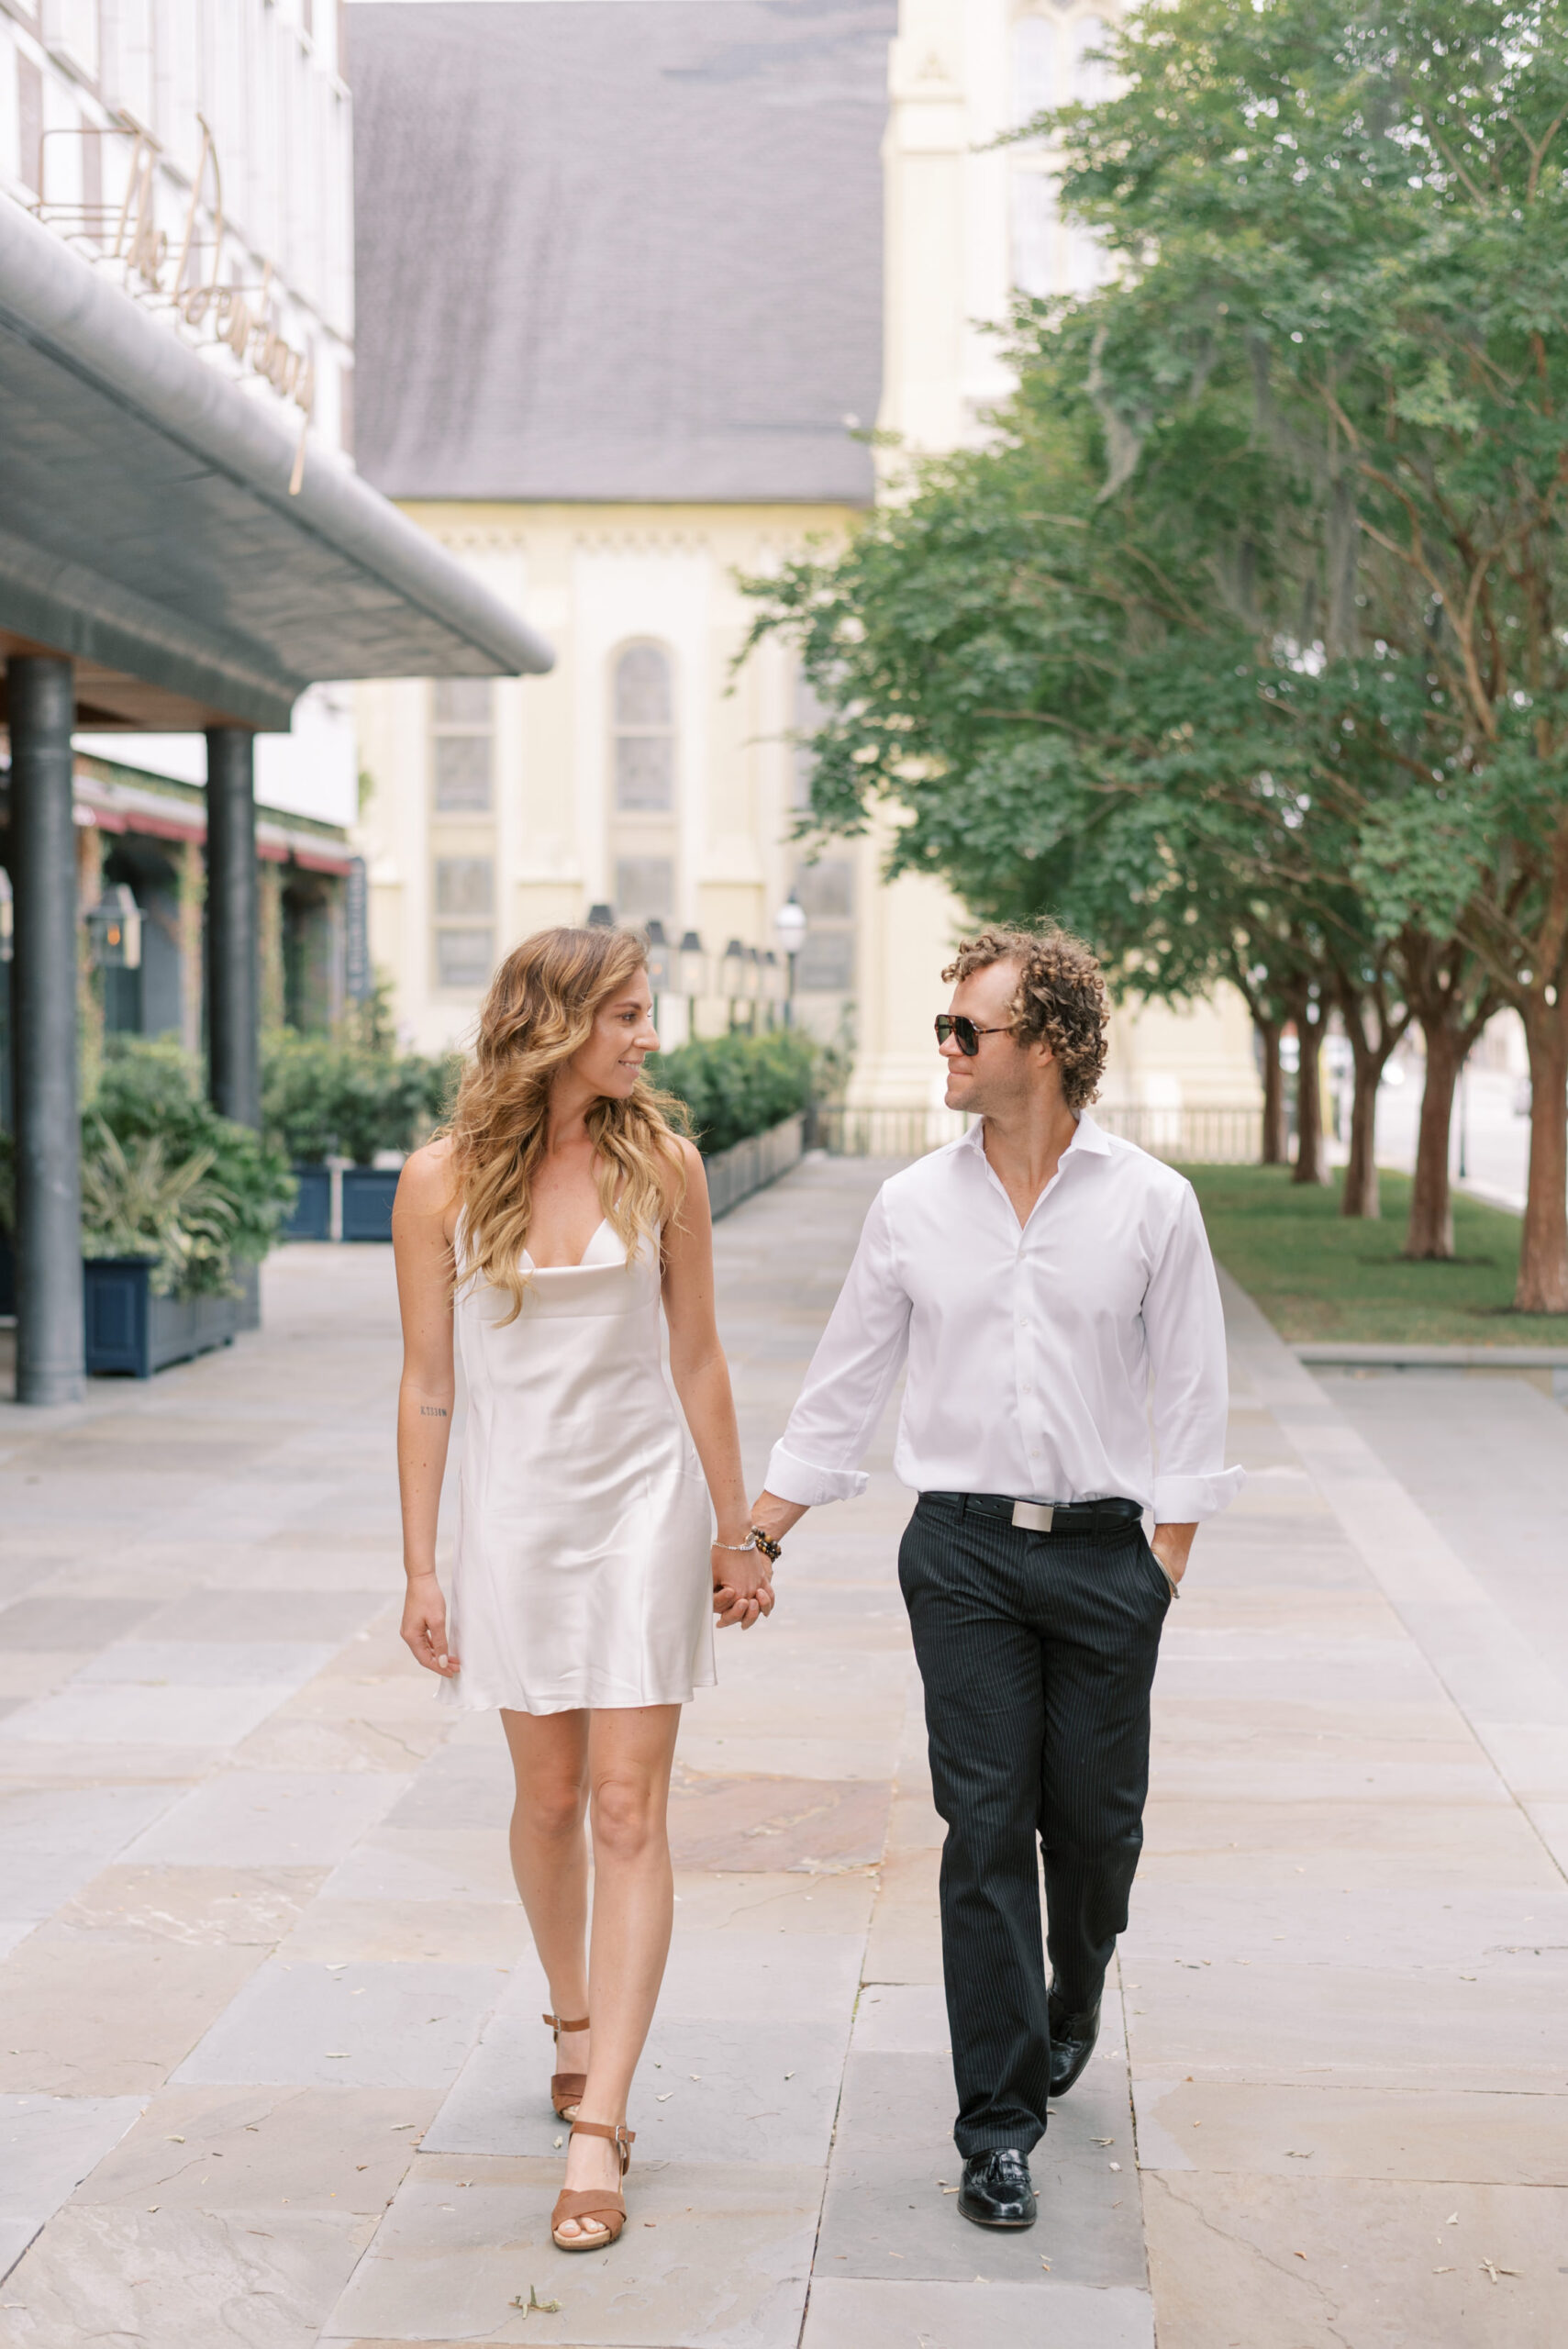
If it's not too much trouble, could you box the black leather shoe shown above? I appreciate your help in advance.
[1048,1998,1101,2097]
[957,2147,1037,2229]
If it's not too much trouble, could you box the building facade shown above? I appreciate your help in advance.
[347,0,890,1055]
[347,0,1257,1121]
[0,0,550,1399]
[355,506,861,1057]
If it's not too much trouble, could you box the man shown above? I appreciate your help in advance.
[746,926,1241,2229]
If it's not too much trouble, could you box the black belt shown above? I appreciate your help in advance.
[920,1491,1144,1536]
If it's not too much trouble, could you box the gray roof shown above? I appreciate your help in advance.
[349,1,894,506]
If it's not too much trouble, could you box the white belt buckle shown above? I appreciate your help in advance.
[1012,1500,1055,1532]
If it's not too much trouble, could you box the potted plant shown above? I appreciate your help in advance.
[81,1120,246,1376]
[261,1033,342,1240]
[263,1033,456,1242]
[84,1041,297,1375]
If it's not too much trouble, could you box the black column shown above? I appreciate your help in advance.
[205,726,260,1129]
[9,655,85,1406]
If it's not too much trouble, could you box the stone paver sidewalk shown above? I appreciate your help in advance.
[0,1155,1564,2348]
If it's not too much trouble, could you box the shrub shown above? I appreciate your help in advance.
[261,1031,457,1165]
[653,1030,819,1157]
[80,1119,238,1297]
[88,1038,297,1292]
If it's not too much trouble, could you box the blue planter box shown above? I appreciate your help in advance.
[283,1163,332,1241]
[340,1165,401,1242]
[83,1257,244,1379]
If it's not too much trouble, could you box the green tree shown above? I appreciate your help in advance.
[740,346,1398,1196]
[1051,0,1568,1297]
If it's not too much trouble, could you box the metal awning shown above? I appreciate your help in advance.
[0,198,552,732]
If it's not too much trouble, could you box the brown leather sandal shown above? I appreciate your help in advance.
[550,2117,635,2251]
[542,2010,589,2121]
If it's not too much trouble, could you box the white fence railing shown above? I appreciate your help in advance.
[811,1101,1263,1165]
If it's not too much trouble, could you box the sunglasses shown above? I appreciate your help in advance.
[935,1014,1012,1057]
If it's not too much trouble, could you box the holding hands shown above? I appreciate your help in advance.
[709,1493,807,1631]
[710,1531,774,1631]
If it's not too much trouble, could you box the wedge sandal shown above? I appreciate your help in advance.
[541,2010,589,2121]
[550,2117,634,2251]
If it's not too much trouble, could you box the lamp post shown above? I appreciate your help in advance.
[642,918,673,1028]
[677,930,707,1001]
[773,894,807,1029]
[721,938,747,1030]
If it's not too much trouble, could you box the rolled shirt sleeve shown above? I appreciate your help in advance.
[764,1188,913,1507]
[1145,1181,1246,1523]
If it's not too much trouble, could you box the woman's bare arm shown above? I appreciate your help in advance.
[392,1141,462,1676]
[662,1141,773,1630]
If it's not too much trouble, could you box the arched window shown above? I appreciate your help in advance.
[1072,16,1108,106]
[1011,15,1055,131]
[612,643,675,812]
[608,641,678,927]
[1011,173,1056,298]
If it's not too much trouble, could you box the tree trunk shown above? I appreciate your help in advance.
[1333,976,1406,1220]
[1291,1003,1329,1186]
[1340,1046,1382,1218]
[1516,988,1568,1313]
[1257,1019,1285,1165]
[1405,1020,1462,1260]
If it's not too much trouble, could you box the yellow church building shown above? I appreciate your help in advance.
[348,0,1258,1135]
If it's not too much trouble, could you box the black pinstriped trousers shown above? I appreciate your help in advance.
[897,1494,1172,2157]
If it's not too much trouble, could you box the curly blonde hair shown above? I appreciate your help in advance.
[942,924,1109,1112]
[447,926,687,1323]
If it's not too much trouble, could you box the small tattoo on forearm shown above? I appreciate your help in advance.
[419,1406,449,1418]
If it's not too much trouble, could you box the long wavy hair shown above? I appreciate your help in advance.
[447,926,687,1322]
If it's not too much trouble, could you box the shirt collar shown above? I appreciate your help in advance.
[962,1110,1110,1161]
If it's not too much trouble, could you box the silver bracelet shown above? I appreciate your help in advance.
[712,1533,757,1553]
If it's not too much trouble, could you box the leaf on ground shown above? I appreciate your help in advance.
[511,2285,563,2314]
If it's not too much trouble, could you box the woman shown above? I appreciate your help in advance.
[392,925,775,2253]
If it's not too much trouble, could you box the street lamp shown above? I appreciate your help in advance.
[642,918,673,996]
[721,938,747,1030]
[586,901,615,929]
[762,950,784,1028]
[773,894,807,1029]
[641,918,673,1034]
[86,883,143,972]
[677,930,707,1000]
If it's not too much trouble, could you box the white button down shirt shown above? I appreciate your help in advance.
[766,1116,1244,1523]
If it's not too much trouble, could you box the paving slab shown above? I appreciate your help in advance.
[123,1769,413,1869]
[172,1959,506,2091]
[0,2093,144,2278]
[0,1784,182,1921]
[800,2277,1154,2349]
[320,2160,823,2348]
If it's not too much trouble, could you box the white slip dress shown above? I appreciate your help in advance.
[439,1218,717,1715]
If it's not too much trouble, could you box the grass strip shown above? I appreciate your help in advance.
[1179,1163,1568,1348]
